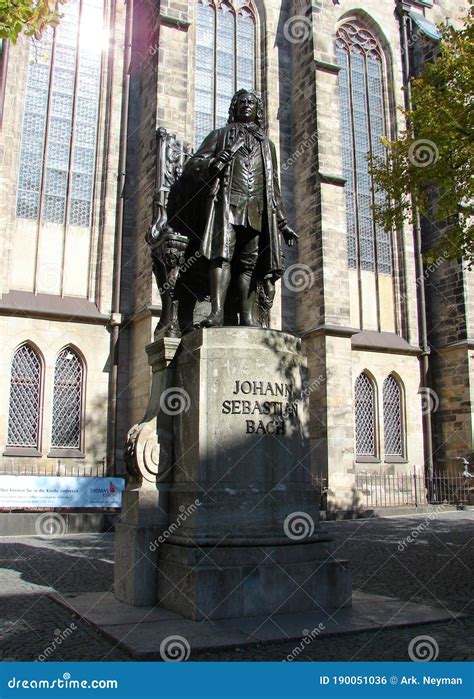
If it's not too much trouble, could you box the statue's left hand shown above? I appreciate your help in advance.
[282,226,299,247]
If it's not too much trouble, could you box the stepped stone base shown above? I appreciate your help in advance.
[157,539,351,621]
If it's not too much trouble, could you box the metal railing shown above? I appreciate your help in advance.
[355,469,474,509]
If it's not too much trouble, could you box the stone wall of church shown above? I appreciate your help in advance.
[0,0,127,474]
[2,0,470,488]
[426,255,474,470]
[288,0,426,500]
[331,346,424,509]
[430,346,473,471]
[0,317,110,474]
[85,0,474,487]
[0,36,29,298]
[119,0,160,431]
[425,256,468,347]
[417,0,473,470]
[120,0,472,498]
[290,0,471,499]
[0,2,126,313]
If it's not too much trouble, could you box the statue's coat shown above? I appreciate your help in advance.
[181,123,288,280]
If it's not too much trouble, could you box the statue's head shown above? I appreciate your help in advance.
[228,89,264,127]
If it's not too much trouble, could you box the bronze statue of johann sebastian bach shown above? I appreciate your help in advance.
[121,91,353,620]
[168,89,297,328]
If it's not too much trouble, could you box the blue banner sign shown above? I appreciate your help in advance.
[0,476,125,508]
[0,662,472,698]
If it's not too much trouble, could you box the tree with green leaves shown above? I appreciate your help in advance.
[0,0,66,43]
[370,8,474,265]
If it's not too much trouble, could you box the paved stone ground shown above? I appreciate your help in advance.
[0,533,130,662]
[0,511,472,661]
[195,511,474,661]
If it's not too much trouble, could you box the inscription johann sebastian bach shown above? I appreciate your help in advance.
[221,381,298,435]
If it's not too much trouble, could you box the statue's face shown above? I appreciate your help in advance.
[235,92,258,123]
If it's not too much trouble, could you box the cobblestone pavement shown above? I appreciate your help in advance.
[0,511,472,661]
[0,533,129,661]
[194,511,474,661]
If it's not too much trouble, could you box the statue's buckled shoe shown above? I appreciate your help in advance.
[200,310,224,328]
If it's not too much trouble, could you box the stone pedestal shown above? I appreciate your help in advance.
[155,327,351,620]
[114,336,180,607]
[114,486,163,606]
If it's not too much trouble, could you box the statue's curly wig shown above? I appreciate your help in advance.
[228,89,264,126]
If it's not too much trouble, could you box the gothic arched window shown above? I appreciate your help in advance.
[355,372,377,458]
[195,0,256,146]
[336,20,392,275]
[7,344,42,449]
[16,0,105,227]
[51,348,84,449]
[383,375,404,458]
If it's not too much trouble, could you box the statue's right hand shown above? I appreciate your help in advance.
[211,149,234,171]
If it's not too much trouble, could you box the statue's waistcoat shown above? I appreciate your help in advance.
[229,141,265,231]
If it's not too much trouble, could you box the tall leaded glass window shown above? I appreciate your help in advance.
[383,375,404,457]
[336,20,392,274]
[51,348,84,449]
[16,0,104,227]
[355,372,377,458]
[195,0,256,146]
[7,345,42,449]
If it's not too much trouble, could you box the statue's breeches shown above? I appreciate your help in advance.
[227,225,259,273]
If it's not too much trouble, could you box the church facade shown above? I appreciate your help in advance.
[0,0,471,506]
